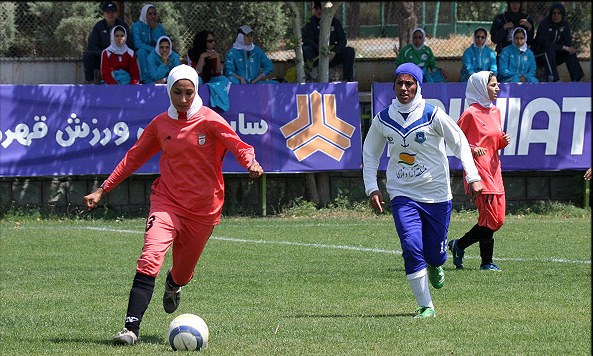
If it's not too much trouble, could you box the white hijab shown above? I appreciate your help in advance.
[411,27,426,51]
[154,35,172,56]
[166,65,203,120]
[232,33,255,51]
[512,27,528,53]
[139,4,155,24]
[465,71,493,109]
[390,83,424,114]
[106,25,130,55]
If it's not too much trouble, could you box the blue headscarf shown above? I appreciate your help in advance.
[394,62,424,87]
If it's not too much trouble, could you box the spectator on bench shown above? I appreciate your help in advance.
[460,27,497,82]
[132,4,167,83]
[82,1,133,84]
[498,27,538,83]
[301,0,355,82]
[224,25,277,84]
[100,25,140,85]
[145,36,180,84]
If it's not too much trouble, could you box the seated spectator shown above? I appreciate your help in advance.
[395,27,447,83]
[460,27,497,82]
[132,4,167,83]
[533,2,584,82]
[144,36,180,84]
[100,25,140,85]
[224,25,278,84]
[301,0,355,82]
[82,1,133,84]
[187,30,231,111]
[498,27,538,83]
[490,1,535,61]
[186,30,224,84]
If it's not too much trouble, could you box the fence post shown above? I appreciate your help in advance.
[261,173,267,216]
[432,1,440,37]
[584,178,590,208]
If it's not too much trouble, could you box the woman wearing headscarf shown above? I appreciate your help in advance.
[100,25,140,84]
[83,64,264,345]
[460,27,497,82]
[498,27,538,83]
[395,27,447,82]
[362,63,482,318]
[533,2,584,82]
[145,36,180,84]
[224,25,277,84]
[490,1,535,58]
[448,71,511,271]
[131,4,167,82]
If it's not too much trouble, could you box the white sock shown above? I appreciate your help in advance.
[406,268,434,309]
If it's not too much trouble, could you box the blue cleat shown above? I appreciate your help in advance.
[448,239,465,269]
[480,262,502,271]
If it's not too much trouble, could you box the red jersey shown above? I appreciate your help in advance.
[457,103,509,194]
[101,105,255,224]
[101,48,140,84]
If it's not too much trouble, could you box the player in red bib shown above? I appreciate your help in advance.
[449,71,511,271]
[84,64,263,345]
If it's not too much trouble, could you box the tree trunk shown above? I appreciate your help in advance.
[398,2,417,51]
[286,2,306,83]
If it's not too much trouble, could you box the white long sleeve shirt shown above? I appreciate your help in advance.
[363,101,480,203]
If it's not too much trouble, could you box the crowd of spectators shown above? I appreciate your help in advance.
[83,1,584,86]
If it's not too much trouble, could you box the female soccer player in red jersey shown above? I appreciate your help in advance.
[84,64,263,345]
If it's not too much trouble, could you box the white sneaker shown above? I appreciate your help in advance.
[113,328,137,345]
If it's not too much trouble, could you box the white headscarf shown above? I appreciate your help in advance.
[512,27,528,53]
[106,25,130,55]
[411,27,426,51]
[465,71,493,109]
[166,65,203,120]
[390,80,424,114]
[154,35,172,56]
[139,4,155,24]
[232,33,255,51]
[472,27,489,49]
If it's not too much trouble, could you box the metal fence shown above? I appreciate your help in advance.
[0,1,590,62]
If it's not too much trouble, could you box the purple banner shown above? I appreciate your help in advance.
[372,82,591,171]
[0,83,361,176]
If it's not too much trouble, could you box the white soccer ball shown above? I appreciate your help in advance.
[167,313,209,351]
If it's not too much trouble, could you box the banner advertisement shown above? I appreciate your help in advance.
[0,83,361,176]
[372,82,591,171]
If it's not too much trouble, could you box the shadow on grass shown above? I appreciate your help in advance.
[290,312,414,318]
[50,334,164,346]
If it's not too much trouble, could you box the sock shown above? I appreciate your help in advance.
[124,272,156,336]
[406,269,434,309]
[457,223,481,250]
[166,269,182,290]
[478,227,495,266]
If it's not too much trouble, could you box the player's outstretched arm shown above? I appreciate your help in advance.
[248,160,264,178]
[83,188,105,211]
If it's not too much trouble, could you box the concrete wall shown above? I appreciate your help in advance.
[0,171,587,217]
[1,57,590,91]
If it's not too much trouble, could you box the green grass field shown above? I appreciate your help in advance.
[1,208,591,355]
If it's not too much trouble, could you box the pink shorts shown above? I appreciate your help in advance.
[136,210,214,285]
[475,194,506,232]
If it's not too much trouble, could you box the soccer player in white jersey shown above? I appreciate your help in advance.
[362,63,483,318]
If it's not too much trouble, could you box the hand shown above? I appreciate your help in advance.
[502,133,511,145]
[584,168,592,181]
[369,190,385,213]
[468,181,483,203]
[250,74,263,84]
[564,46,577,55]
[519,18,532,31]
[248,160,264,178]
[239,76,247,84]
[161,53,169,65]
[503,22,514,30]
[83,188,104,211]
[329,51,336,62]
[473,147,488,157]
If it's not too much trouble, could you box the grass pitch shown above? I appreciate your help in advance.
[0,208,590,355]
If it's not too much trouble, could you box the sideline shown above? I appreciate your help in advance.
[16,225,590,265]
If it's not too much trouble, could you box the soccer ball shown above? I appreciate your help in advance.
[167,313,209,351]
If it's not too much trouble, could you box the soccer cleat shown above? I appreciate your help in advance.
[414,306,436,318]
[427,265,445,289]
[447,239,465,269]
[480,262,502,271]
[163,283,182,314]
[113,328,137,345]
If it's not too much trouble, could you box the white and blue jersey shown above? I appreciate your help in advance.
[363,100,480,203]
